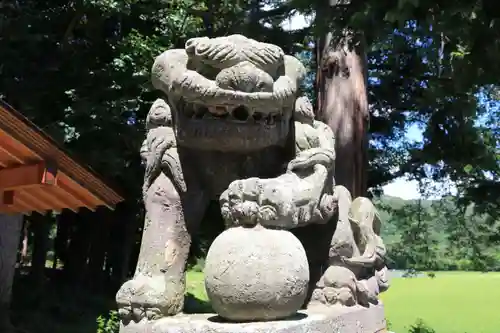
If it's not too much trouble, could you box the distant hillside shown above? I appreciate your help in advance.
[372,195,500,271]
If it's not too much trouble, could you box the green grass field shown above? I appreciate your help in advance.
[381,272,500,333]
[186,271,500,333]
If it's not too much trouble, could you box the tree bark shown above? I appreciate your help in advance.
[65,209,92,287]
[30,213,51,289]
[87,208,109,291]
[315,11,370,199]
[0,213,23,333]
[20,220,29,266]
[54,211,72,269]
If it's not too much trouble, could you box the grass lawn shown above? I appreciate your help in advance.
[381,271,500,333]
[186,271,500,333]
[186,271,208,301]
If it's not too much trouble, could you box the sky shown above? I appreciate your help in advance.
[281,11,429,200]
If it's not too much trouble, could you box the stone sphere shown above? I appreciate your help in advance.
[204,225,309,322]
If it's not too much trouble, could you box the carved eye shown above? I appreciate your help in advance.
[322,61,336,79]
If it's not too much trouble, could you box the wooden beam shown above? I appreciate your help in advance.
[0,140,25,164]
[36,186,77,213]
[0,204,16,214]
[44,187,80,213]
[3,191,14,205]
[17,191,51,215]
[56,174,104,211]
[0,162,57,191]
[0,190,15,213]
[0,190,43,214]
[61,172,114,210]
[14,195,40,214]
[56,179,97,211]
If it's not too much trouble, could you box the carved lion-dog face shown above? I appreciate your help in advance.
[151,35,307,152]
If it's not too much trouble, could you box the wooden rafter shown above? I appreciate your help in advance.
[0,100,123,214]
[0,162,57,191]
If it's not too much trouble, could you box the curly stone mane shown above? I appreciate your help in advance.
[185,35,285,72]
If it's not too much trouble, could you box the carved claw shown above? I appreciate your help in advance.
[118,306,131,320]
[317,194,336,223]
[310,286,356,307]
[310,288,327,304]
[116,275,184,323]
[339,255,348,264]
[116,279,141,322]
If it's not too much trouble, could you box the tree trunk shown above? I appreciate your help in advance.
[107,202,138,289]
[65,209,92,287]
[315,16,370,199]
[54,211,72,269]
[87,208,109,291]
[20,220,29,266]
[30,213,51,289]
[0,213,23,333]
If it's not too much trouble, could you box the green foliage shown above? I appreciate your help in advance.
[309,0,500,213]
[192,257,206,273]
[3,1,499,332]
[96,311,119,333]
[376,193,500,272]
[408,319,436,333]
[381,197,440,271]
[380,197,500,271]
[1,0,499,267]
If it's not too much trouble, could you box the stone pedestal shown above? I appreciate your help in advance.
[120,303,388,333]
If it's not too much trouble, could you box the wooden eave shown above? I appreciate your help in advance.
[0,100,124,215]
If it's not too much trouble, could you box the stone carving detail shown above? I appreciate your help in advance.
[204,225,310,322]
[312,188,390,307]
[219,95,337,230]
[116,34,389,326]
[141,99,178,198]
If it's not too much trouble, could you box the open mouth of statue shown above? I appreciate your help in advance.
[178,101,284,126]
[174,100,290,152]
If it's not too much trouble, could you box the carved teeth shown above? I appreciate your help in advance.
[194,105,208,119]
[209,105,229,116]
[267,114,276,125]
[182,102,280,126]
[252,112,264,122]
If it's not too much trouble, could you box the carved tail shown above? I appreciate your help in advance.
[160,149,187,193]
[343,197,385,267]
[287,147,336,173]
[143,138,172,198]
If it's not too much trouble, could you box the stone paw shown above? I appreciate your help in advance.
[116,275,184,323]
[311,287,356,306]
[310,288,327,304]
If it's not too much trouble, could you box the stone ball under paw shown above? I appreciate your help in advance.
[204,225,309,322]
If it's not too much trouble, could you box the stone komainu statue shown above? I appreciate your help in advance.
[116,34,389,323]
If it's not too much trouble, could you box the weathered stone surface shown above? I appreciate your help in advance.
[312,187,391,308]
[204,225,309,321]
[119,303,388,333]
[117,33,390,327]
